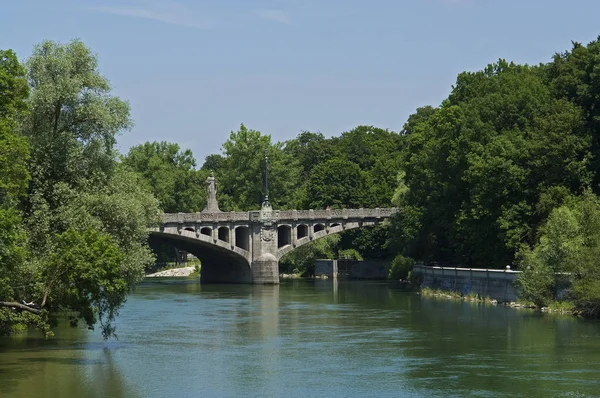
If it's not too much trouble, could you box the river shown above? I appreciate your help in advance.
[1,278,600,397]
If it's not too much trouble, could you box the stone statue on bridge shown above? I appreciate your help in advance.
[202,171,221,212]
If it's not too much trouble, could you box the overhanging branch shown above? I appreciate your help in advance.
[0,301,42,315]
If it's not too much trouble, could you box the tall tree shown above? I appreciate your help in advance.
[396,60,590,267]
[22,39,132,199]
[547,37,600,189]
[0,49,29,206]
[122,141,205,213]
[0,49,32,336]
[0,40,160,338]
[305,158,366,209]
[201,153,225,173]
[218,124,300,210]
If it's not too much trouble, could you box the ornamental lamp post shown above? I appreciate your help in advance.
[262,151,270,208]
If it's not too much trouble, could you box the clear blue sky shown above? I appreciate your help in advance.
[2,0,599,164]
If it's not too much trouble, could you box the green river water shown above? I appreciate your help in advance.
[1,278,600,397]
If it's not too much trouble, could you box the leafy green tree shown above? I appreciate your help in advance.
[340,224,391,259]
[305,158,366,209]
[332,126,403,207]
[0,49,29,121]
[43,227,127,339]
[547,37,600,189]
[122,141,205,213]
[0,49,33,336]
[218,124,300,210]
[201,153,225,173]
[284,131,338,178]
[335,126,402,171]
[396,60,590,267]
[517,191,600,315]
[388,254,415,280]
[0,40,160,338]
[0,49,29,206]
[22,40,132,199]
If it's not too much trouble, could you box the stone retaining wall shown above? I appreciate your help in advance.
[350,259,388,280]
[413,264,520,302]
[315,259,338,278]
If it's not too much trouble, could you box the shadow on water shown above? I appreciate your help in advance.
[0,338,142,398]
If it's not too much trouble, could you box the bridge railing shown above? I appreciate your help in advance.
[278,208,398,220]
[161,208,398,224]
[162,211,250,223]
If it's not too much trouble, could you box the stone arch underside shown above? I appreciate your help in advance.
[277,220,378,260]
[150,231,252,283]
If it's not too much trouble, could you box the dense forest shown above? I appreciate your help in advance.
[3,36,600,338]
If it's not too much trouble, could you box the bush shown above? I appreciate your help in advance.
[388,254,414,280]
[516,252,555,307]
[517,190,600,315]
[189,264,201,277]
[338,249,363,260]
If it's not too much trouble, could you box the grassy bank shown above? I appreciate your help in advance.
[419,287,578,316]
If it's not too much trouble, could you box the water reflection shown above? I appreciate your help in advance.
[0,330,140,398]
[1,278,600,398]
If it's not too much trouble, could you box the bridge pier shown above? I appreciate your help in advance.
[251,253,279,284]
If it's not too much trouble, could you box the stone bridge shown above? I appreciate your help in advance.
[149,173,397,284]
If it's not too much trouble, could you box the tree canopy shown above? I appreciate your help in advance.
[0,40,159,339]
[122,141,205,213]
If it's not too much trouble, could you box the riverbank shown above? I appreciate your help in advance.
[420,287,575,315]
[146,266,196,277]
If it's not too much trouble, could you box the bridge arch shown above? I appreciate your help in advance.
[277,220,381,260]
[150,230,252,283]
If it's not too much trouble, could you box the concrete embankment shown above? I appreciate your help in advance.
[413,264,519,303]
[146,267,196,277]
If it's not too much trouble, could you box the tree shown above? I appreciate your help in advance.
[0,49,29,206]
[332,126,403,208]
[201,153,225,173]
[396,60,590,267]
[0,49,33,336]
[517,191,600,315]
[218,124,300,210]
[122,141,205,213]
[284,131,337,178]
[22,39,132,199]
[547,37,600,189]
[0,40,160,338]
[305,158,366,209]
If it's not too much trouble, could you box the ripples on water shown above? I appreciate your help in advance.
[1,278,600,398]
